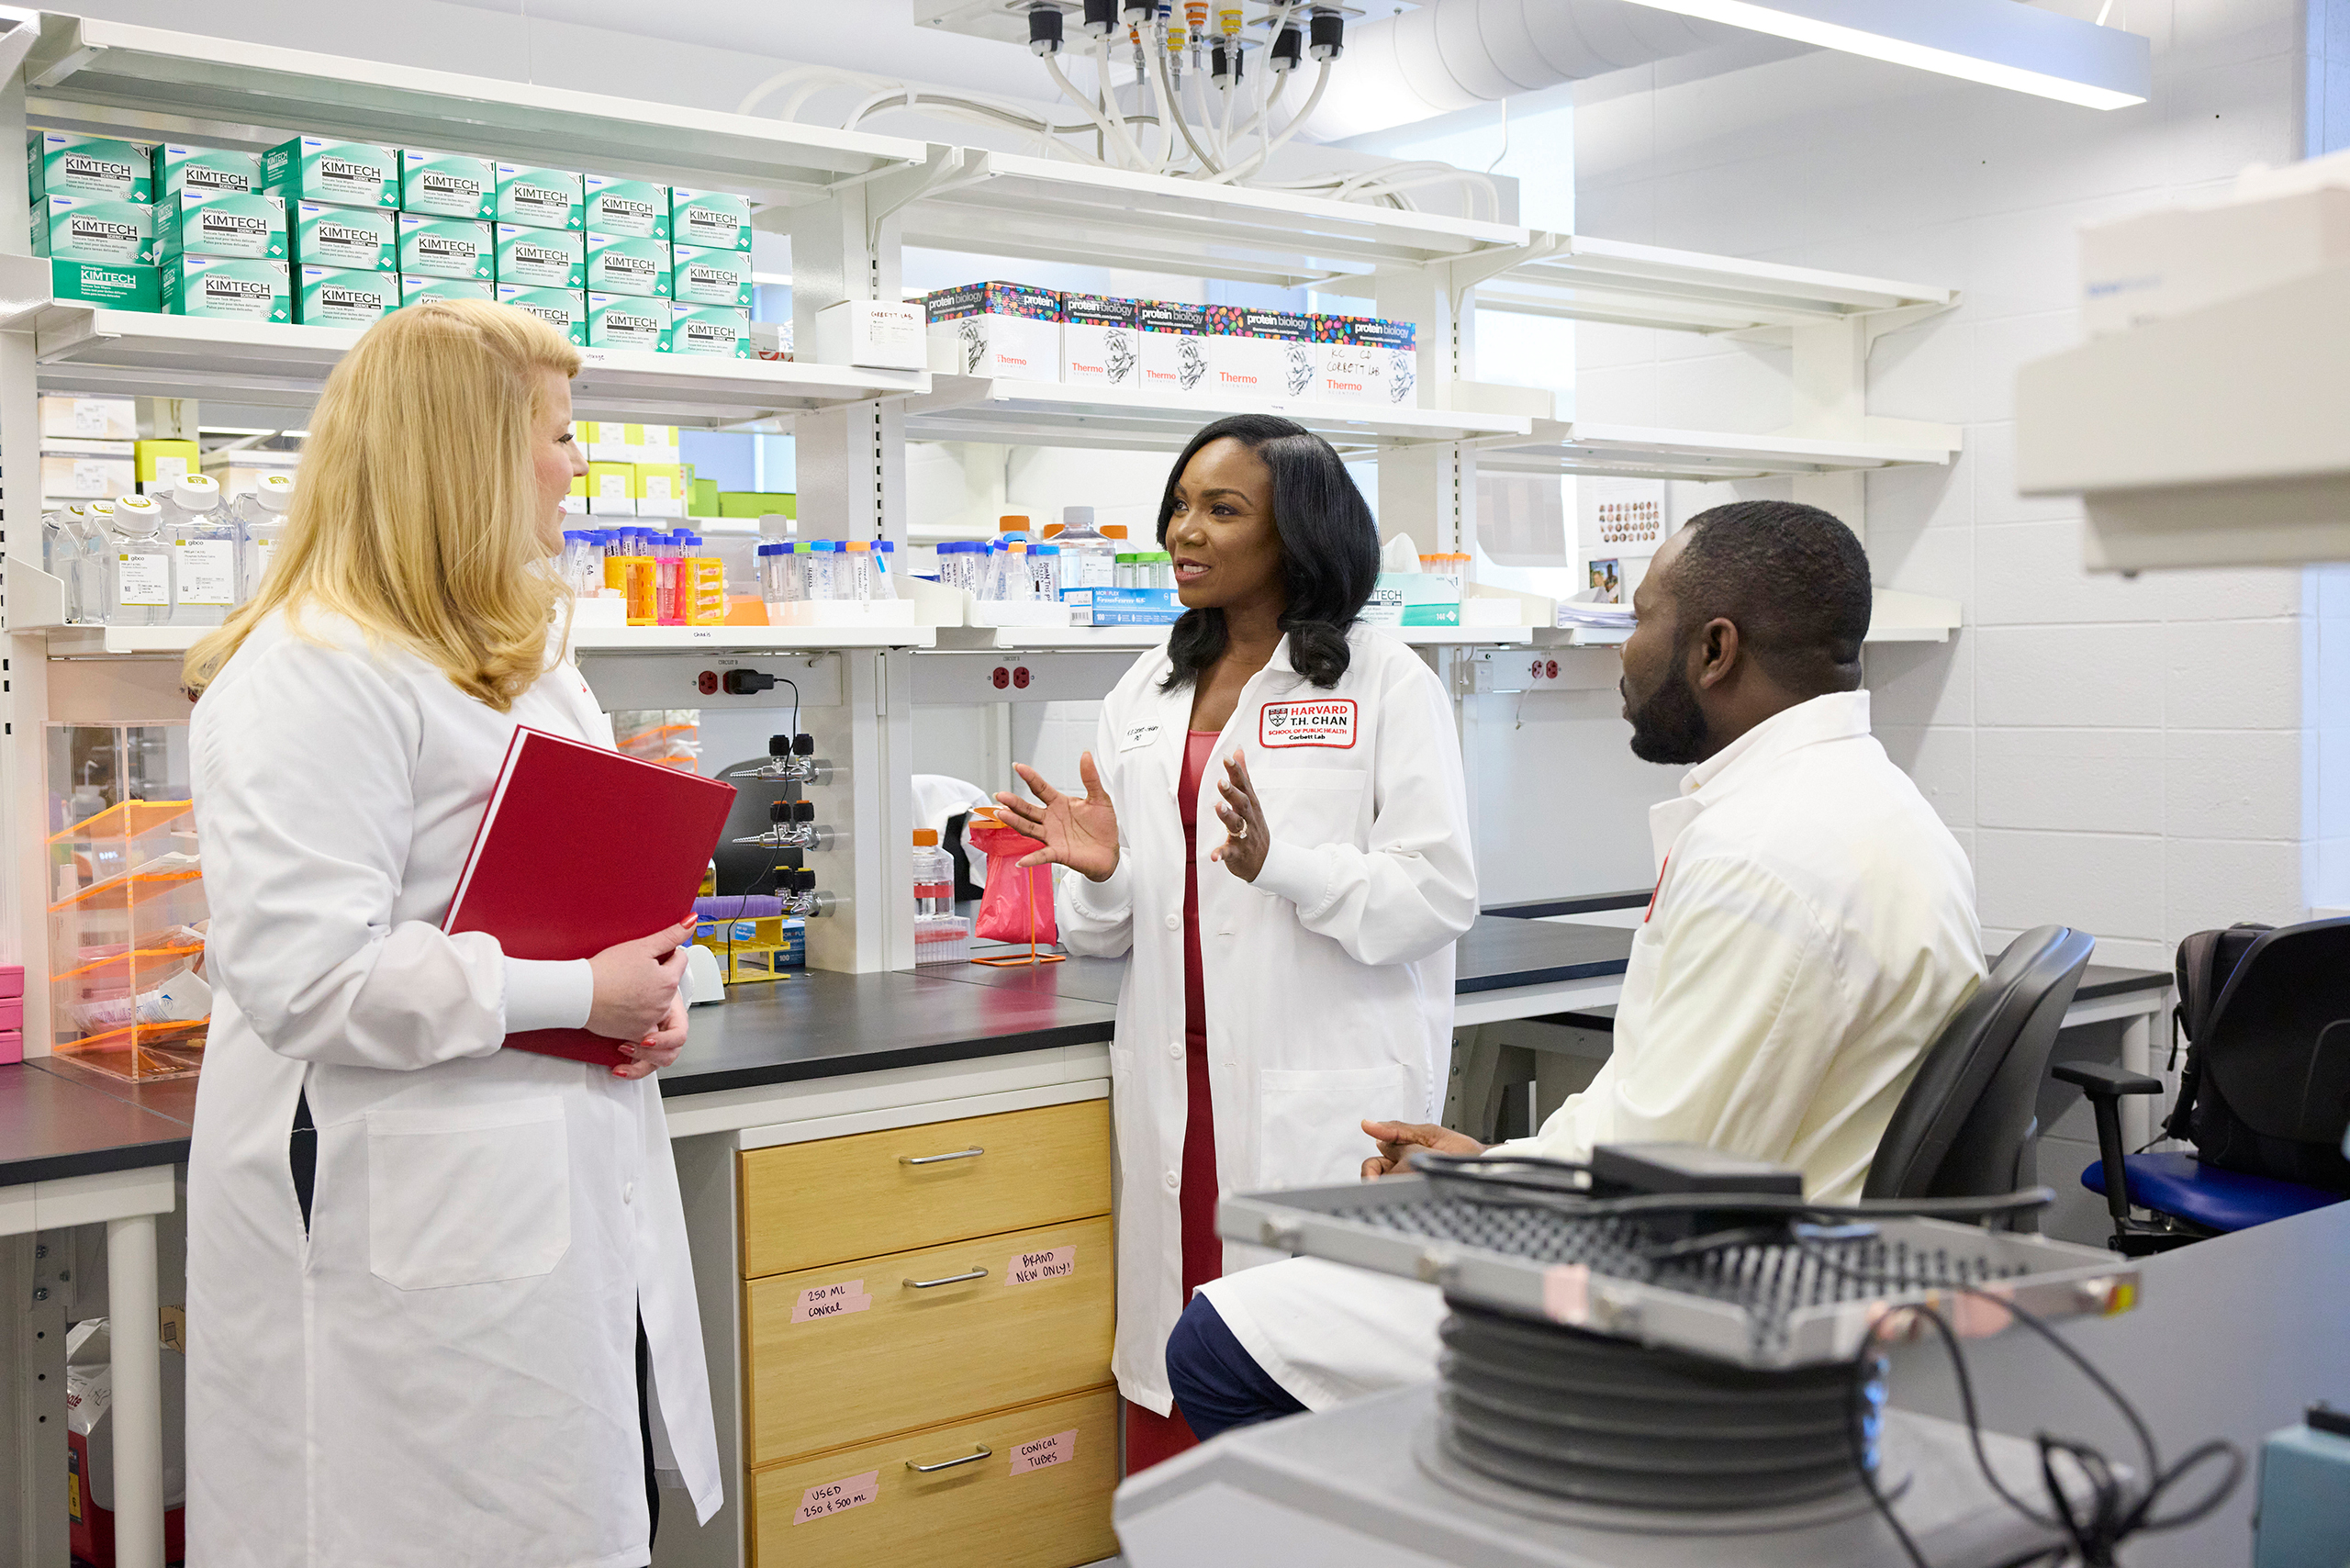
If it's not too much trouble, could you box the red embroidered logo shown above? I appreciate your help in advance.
[1259,699,1357,748]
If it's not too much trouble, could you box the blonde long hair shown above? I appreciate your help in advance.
[184,299,583,711]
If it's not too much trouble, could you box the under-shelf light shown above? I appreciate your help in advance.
[1617,0,2151,110]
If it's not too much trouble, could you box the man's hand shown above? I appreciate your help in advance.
[1360,1119,1487,1180]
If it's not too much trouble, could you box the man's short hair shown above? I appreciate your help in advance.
[1668,500,1871,692]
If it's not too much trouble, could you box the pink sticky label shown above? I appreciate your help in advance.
[1541,1264,1589,1326]
[1004,1246,1076,1285]
[795,1470,879,1524]
[1008,1428,1078,1476]
[792,1281,873,1324]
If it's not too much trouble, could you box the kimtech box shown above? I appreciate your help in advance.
[586,292,670,352]
[495,164,584,230]
[397,216,492,280]
[292,203,397,272]
[399,149,496,220]
[31,196,154,265]
[670,188,750,252]
[48,260,160,312]
[670,303,750,357]
[583,175,670,240]
[924,282,1059,380]
[497,286,587,345]
[582,231,669,298]
[1136,300,1208,394]
[400,276,494,308]
[161,256,291,322]
[155,190,286,262]
[262,137,399,209]
[1062,294,1139,387]
[28,132,153,203]
[154,144,258,199]
[296,266,397,327]
[670,244,752,308]
[495,225,585,289]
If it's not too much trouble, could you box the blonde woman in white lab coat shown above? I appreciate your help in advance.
[992,413,1478,1471]
[180,300,719,1567]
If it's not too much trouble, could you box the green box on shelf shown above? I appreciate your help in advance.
[161,256,291,322]
[155,144,259,199]
[156,190,286,262]
[50,258,160,311]
[496,285,587,346]
[582,174,669,241]
[689,477,720,516]
[670,303,750,358]
[494,225,585,289]
[262,137,399,209]
[397,216,491,281]
[28,131,153,203]
[670,244,753,308]
[495,163,583,230]
[670,188,750,252]
[31,196,155,265]
[583,231,669,298]
[585,292,670,352]
[292,203,396,273]
[296,266,397,327]
[400,276,494,307]
[718,491,796,520]
[398,149,496,219]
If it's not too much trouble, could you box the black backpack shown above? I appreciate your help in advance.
[2164,923,2350,1192]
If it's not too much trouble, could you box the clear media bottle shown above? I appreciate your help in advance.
[1055,506,1117,590]
[912,828,954,916]
[231,472,295,601]
[162,474,236,626]
[106,496,173,626]
[41,508,83,622]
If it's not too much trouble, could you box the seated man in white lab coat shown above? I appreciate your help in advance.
[1167,499,1986,1439]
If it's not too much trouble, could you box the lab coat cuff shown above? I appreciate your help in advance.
[503,958,596,1034]
[1065,858,1133,921]
[1252,838,1331,913]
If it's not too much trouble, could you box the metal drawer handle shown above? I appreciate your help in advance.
[905,1445,991,1473]
[903,1267,988,1289]
[901,1147,985,1166]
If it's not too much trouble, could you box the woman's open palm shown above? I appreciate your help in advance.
[993,754,1121,881]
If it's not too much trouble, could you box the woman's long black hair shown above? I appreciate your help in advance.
[1156,414,1380,690]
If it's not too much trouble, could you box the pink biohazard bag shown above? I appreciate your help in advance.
[966,817,1060,947]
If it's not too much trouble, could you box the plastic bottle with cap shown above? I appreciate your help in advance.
[160,473,236,625]
[912,828,954,917]
[230,472,296,601]
[844,539,876,602]
[1053,504,1118,590]
[105,495,173,626]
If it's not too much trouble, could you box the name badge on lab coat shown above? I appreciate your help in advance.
[1259,698,1357,749]
[1118,722,1161,752]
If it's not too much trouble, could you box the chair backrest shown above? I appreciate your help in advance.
[1863,924,2096,1205]
[2199,918,2350,1147]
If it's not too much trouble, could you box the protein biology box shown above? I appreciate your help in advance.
[924,282,1060,380]
[1061,294,1139,387]
[1136,301,1208,395]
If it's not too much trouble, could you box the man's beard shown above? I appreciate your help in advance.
[1625,656,1708,766]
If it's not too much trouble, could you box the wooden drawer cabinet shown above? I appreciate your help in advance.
[739,1100,1111,1278]
[751,1387,1120,1568]
[745,1214,1113,1466]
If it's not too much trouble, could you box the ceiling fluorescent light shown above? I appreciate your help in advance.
[1617,0,2151,109]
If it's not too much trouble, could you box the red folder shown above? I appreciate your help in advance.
[446,726,737,1067]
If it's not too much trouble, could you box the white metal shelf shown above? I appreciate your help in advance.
[1473,419,1962,483]
[905,375,1530,456]
[20,13,923,205]
[1472,233,1953,334]
[29,622,938,655]
[1530,588,1962,648]
[930,622,1531,651]
[28,307,930,425]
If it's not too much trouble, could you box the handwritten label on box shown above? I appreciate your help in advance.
[1009,1428,1077,1476]
[795,1470,878,1524]
[793,1280,872,1324]
[1004,1246,1076,1286]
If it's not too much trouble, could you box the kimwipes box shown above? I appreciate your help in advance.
[1061,294,1138,387]
[925,281,1061,380]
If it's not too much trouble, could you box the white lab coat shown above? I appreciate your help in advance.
[1200,690,1986,1408]
[1057,625,1477,1415]
[183,610,721,1568]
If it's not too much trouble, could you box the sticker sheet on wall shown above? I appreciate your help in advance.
[1577,477,1672,604]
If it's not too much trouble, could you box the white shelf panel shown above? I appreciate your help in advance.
[1475,420,1960,483]
[906,375,1530,455]
[21,14,923,205]
[900,151,1528,291]
[1530,588,1961,648]
[930,622,1531,651]
[29,308,928,425]
[32,622,936,655]
[1475,234,1953,334]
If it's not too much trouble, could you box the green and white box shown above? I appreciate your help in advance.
[399,149,496,220]
[582,174,669,240]
[495,225,585,289]
[670,244,752,308]
[670,187,751,252]
[156,190,286,262]
[262,137,399,209]
[28,132,153,203]
[497,285,587,345]
[161,256,291,322]
[155,144,259,199]
[494,164,583,231]
[293,203,396,272]
[400,276,494,307]
[397,216,492,280]
[50,259,160,311]
[296,266,397,327]
[670,303,750,358]
[586,292,670,352]
[583,231,669,298]
[31,196,154,265]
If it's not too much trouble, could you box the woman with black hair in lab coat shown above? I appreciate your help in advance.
[992,413,1479,1470]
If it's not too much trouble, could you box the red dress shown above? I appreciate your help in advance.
[1124,732,1224,1473]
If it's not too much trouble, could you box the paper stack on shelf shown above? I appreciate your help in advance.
[1555,597,1636,632]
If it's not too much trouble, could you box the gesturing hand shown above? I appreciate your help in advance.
[992,753,1121,882]
[1360,1119,1488,1180]
[1210,751,1270,883]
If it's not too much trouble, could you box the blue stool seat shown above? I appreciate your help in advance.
[2081,1151,2345,1233]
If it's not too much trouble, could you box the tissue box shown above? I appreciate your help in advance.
[586,293,671,353]
[154,190,285,263]
[48,260,159,311]
[397,216,492,281]
[494,225,585,289]
[582,175,670,240]
[670,303,751,358]
[1360,571,1460,627]
[669,187,750,252]
[161,257,290,322]
[28,131,152,203]
[925,281,1060,380]
[582,231,670,298]
[398,276,492,308]
[495,164,584,230]
[31,196,153,266]
[399,149,496,220]
[154,144,258,199]
[498,286,587,344]
[292,203,396,272]
[294,266,397,327]
[262,136,398,208]
[670,244,753,308]
[1137,300,1209,394]
[1062,294,1139,387]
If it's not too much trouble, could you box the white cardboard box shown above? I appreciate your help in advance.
[814,298,926,370]
[1137,301,1209,395]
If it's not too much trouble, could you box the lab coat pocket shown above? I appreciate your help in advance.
[1253,767,1370,856]
[366,1098,572,1291]
[1257,1064,1416,1190]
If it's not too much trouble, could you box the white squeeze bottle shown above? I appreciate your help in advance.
[162,473,237,626]
[232,472,295,601]
[106,495,173,626]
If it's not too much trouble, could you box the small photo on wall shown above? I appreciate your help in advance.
[1589,558,1622,603]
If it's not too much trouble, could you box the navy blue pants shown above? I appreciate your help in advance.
[1165,1294,1308,1442]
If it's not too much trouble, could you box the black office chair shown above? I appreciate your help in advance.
[1863,924,2097,1225]
[2056,918,2350,1256]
